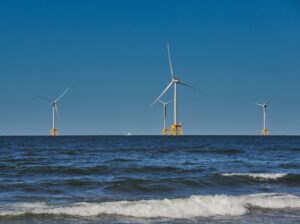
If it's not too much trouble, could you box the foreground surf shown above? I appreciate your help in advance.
[1,193,300,218]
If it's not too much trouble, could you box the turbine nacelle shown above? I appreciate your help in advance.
[173,78,180,83]
[257,104,267,109]
[159,99,173,106]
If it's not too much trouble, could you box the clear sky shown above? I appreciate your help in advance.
[0,0,299,135]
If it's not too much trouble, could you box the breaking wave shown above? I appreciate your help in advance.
[1,193,299,218]
[221,173,288,180]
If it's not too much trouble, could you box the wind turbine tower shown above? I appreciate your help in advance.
[151,44,201,136]
[38,87,70,136]
[256,94,275,136]
[159,100,172,135]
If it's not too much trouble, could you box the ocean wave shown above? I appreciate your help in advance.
[122,165,204,174]
[16,165,109,176]
[279,163,300,169]
[0,193,299,218]
[221,173,288,180]
[187,148,242,155]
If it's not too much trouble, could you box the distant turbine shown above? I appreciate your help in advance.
[37,87,70,136]
[151,44,202,135]
[159,100,173,135]
[256,94,276,136]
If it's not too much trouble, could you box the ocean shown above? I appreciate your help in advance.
[0,136,299,223]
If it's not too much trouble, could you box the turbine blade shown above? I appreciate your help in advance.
[150,81,173,107]
[264,93,276,105]
[178,82,204,94]
[55,87,70,102]
[55,104,60,120]
[36,95,52,102]
[166,100,173,105]
[255,103,264,107]
[167,43,175,79]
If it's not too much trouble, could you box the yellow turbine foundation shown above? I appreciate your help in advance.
[261,128,269,136]
[50,128,58,136]
[170,124,183,136]
[162,128,169,136]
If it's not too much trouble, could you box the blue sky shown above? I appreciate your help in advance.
[0,0,299,135]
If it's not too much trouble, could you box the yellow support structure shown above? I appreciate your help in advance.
[261,128,269,136]
[170,124,183,136]
[162,128,169,135]
[50,128,58,136]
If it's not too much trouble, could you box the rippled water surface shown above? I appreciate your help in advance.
[0,136,299,223]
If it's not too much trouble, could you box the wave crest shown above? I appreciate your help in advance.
[221,173,288,180]
[1,193,300,218]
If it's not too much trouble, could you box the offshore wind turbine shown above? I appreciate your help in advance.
[159,100,173,135]
[256,94,276,136]
[37,87,70,136]
[151,44,201,135]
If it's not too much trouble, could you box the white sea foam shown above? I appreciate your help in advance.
[222,173,288,180]
[0,193,299,218]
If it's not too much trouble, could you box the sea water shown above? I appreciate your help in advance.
[0,136,299,223]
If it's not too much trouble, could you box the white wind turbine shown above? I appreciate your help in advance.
[151,44,201,135]
[37,87,70,136]
[159,100,173,135]
[256,94,276,136]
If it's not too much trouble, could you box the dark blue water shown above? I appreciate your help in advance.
[0,136,299,223]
